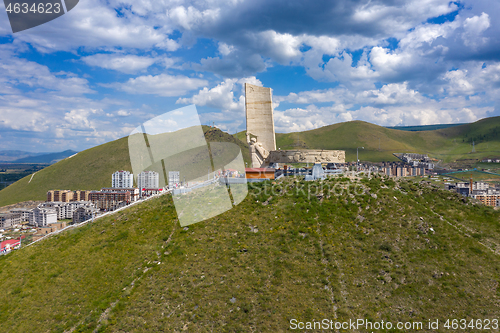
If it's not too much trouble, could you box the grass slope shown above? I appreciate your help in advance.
[235,116,500,163]
[1,177,499,332]
[0,127,249,208]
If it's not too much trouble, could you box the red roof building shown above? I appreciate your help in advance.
[0,236,25,253]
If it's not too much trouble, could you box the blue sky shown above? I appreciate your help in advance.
[0,0,499,152]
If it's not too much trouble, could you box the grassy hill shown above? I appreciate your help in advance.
[1,176,499,332]
[236,117,500,163]
[0,127,249,208]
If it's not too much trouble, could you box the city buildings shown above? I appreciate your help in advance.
[89,188,139,210]
[394,153,435,169]
[73,206,99,224]
[0,236,25,254]
[112,171,134,188]
[481,158,500,163]
[457,182,489,191]
[138,171,159,189]
[450,181,500,207]
[0,213,22,229]
[168,171,180,188]
[32,223,67,241]
[47,190,90,202]
[9,208,30,222]
[380,163,425,177]
[472,192,500,206]
[29,207,57,227]
[140,188,164,197]
[38,201,95,220]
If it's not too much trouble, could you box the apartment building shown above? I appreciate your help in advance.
[47,190,72,202]
[72,206,99,224]
[112,171,134,188]
[47,190,90,202]
[9,208,31,222]
[29,207,57,227]
[381,164,425,177]
[168,171,180,187]
[74,190,90,201]
[471,188,500,207]
[457,182,489,191]
[39,201,95,220]
[0,213,22,229]
[89,189,134,211]
[137,171,160,190]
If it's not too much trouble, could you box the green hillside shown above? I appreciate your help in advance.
[0,127,249,208]
[1,176,499,332]
[236,117,500,163]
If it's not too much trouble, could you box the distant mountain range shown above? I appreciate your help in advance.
[0,150,78,164]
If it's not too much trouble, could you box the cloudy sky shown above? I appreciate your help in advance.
[1,0,499,152]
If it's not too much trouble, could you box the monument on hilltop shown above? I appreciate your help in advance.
[245,83,345,168]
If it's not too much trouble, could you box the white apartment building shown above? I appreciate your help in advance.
[137,171,160,189]
[168,171,180,187]
[9,208,31,222]
[456,182,489,191]
[29,207,57,227]
[112,171,134,188]
[39,201,95,220]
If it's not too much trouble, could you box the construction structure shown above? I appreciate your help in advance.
[245,83,345,168]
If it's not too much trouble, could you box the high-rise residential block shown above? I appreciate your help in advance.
[137,171,160,189]
[112,171,134,188]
